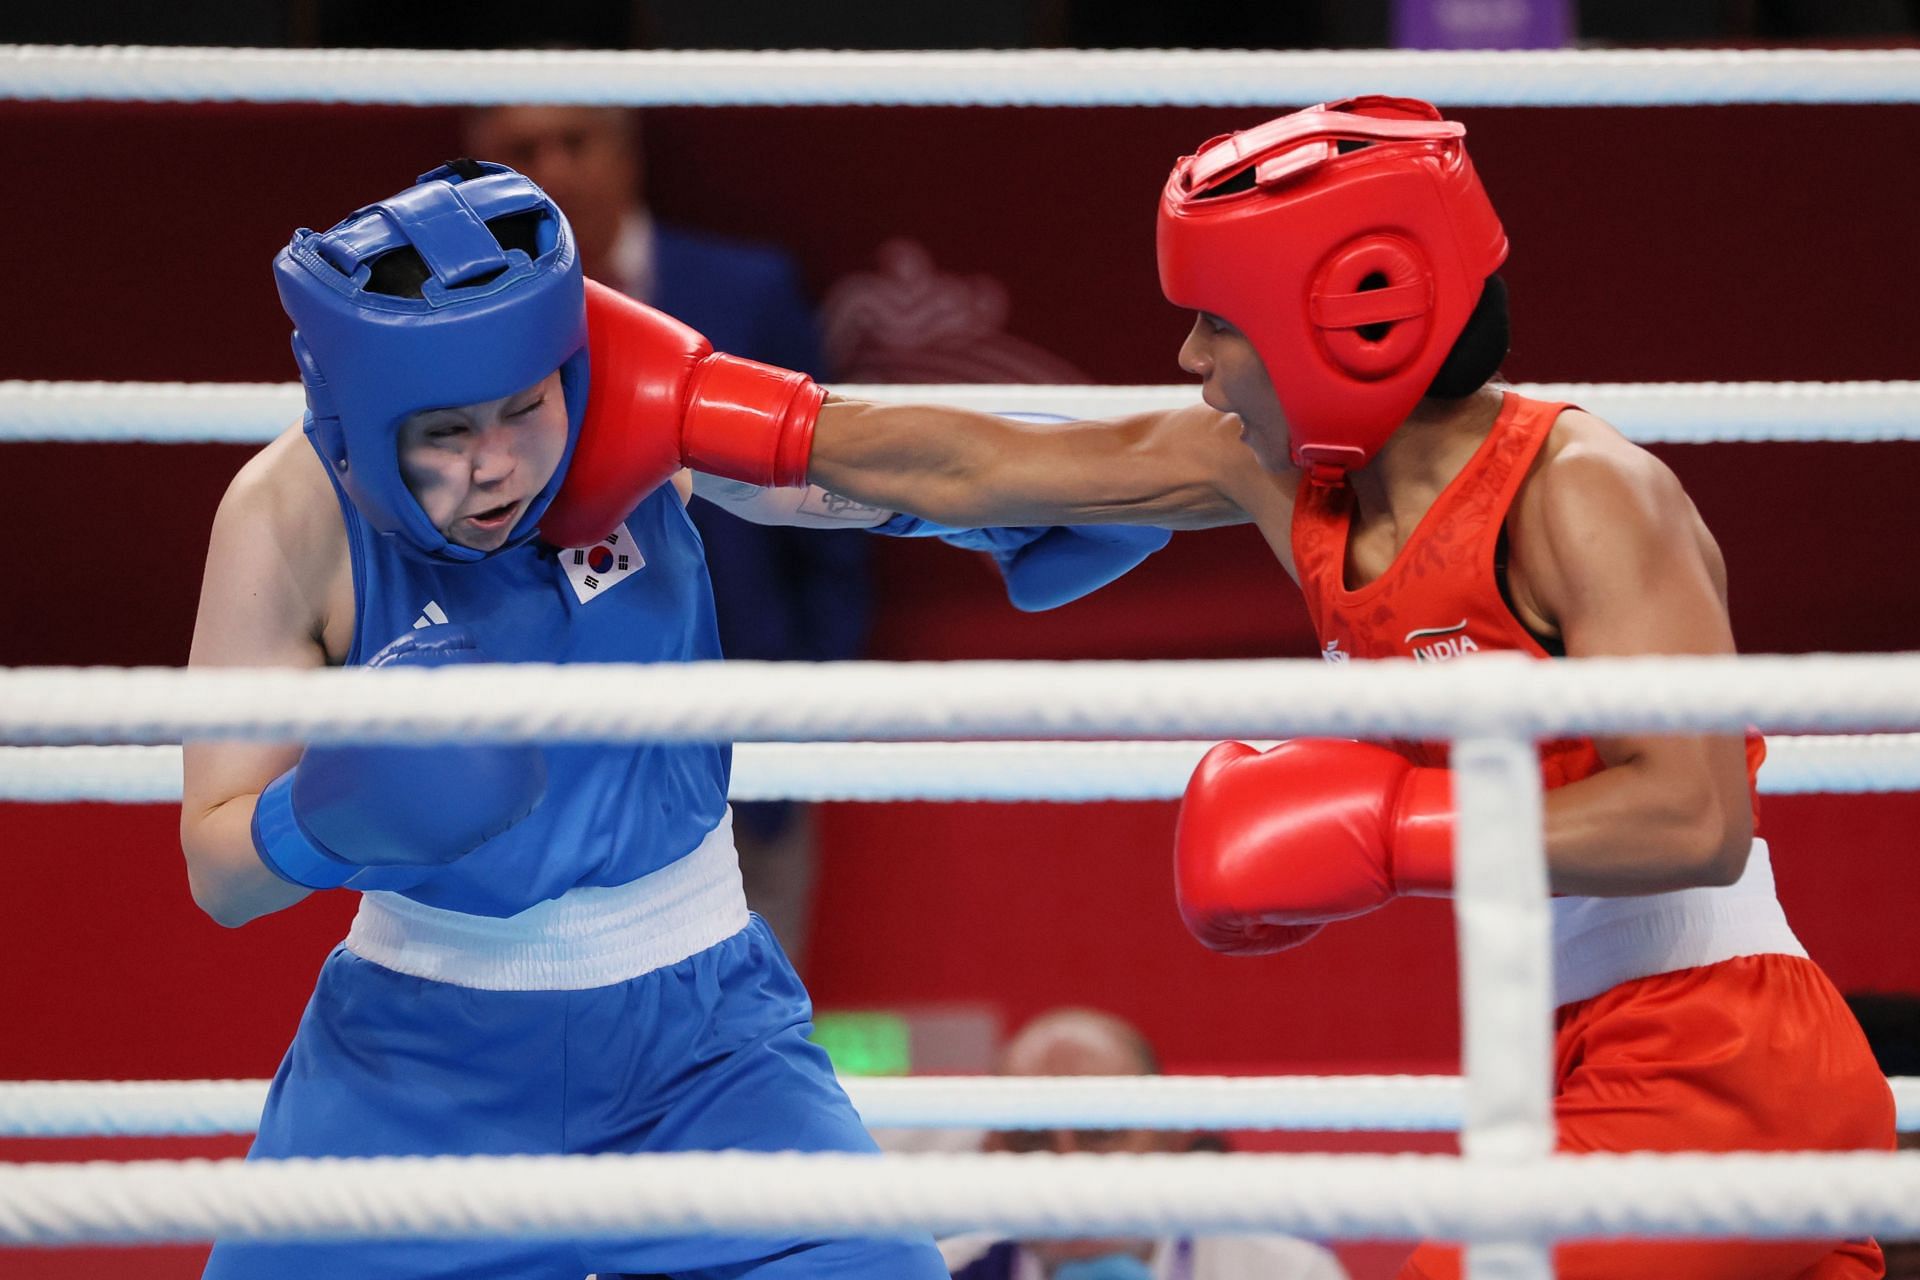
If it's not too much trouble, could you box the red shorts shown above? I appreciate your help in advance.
[1402,954,1895,1280]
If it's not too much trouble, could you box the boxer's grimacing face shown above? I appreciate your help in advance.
[1178,312,1290,473]
[396,371,570,552]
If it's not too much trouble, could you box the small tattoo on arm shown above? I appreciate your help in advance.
[800,488,888,522]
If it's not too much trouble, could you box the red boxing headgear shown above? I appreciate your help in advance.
[1157,95,1508,484]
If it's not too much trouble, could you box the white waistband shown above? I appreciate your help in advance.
[1551,837,1806,1007]
[343,813,750,991]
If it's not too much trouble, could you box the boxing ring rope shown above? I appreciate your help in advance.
[0,1076,1468,1138]
[5,1075,1916,1140]
[4,44,1919,107]
[7,735,1920,803]
[7,379,1920,445]
[2,1149,1919,1247]
[6,654,1920,745]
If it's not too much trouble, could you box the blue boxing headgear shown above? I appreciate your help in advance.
[273,161,587,563]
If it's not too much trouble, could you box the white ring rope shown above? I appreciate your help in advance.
[1,1150,1918,1246]
[0,1077,1465,1138]
[6,380,1919,445]
[4,45,1919,108]
[8,735,1920,803]
[7,655,1920,746]
[8,1076,1914,1140]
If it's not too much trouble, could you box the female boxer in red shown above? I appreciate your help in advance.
[731,95,1896,1279]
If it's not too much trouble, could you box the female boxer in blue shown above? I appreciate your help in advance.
[180,159,1162,1280]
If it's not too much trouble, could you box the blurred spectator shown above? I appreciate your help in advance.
[1848,991,1920,1280]
[942,1008,1348,1280]
[464,103,870,971]
[1391,0,1571,49]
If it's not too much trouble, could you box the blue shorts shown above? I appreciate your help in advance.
[203,917,946,1279]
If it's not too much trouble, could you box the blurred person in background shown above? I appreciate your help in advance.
[942,1008,1348,1280]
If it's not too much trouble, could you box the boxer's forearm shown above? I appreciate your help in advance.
[688,471,894,529]
[809,401,1058,526]
[810,400,1243,530]
[179,791,314,927]
[1541,734,1755,895]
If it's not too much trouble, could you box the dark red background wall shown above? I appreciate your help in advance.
[3,99,1919,1277]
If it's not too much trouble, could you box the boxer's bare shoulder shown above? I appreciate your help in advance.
[1500,405,1733,660]
[192,423,352,668]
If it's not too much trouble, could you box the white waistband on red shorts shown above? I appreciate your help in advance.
[1551,837,1806,1008]
[343,810,750,992]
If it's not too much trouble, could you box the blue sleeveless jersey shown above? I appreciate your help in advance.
[328,477,731,916]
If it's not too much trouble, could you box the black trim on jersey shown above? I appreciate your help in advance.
[1494,525,1566,657]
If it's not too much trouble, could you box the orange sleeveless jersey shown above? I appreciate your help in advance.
[1293,394,1886,1280]
[1288,391,1764,798]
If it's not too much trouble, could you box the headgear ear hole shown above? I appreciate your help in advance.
[1312,237,1433,381]
[1353,272,1392,342]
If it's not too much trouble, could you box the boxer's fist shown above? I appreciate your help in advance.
[992,523,1170,611]
[250,626,548,889]
[541,281,824,548]
[873,515,1171,611]
[1173,739,1453,954]
[880,410,1169,610]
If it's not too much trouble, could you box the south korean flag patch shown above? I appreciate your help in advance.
[561,523,644,604]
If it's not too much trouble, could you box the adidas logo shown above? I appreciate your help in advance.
[412,600,449,630]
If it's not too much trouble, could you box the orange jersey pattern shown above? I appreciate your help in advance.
[1289,391,1763,798]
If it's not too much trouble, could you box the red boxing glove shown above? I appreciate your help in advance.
[1173,739,1454,955]
[541,280,826,549]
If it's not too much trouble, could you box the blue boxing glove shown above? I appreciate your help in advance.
[250,625,548,890]
[873,515,1168,611]
[871,413,1170,612]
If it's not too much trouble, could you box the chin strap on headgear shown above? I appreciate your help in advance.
[273,161,588,562]
[1157,95,1509,485]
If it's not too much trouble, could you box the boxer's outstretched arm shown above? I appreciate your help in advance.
[179,430,332,927]
[687,471,892,528]
[808,400,1256,530]
[1521,419,1757,895]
